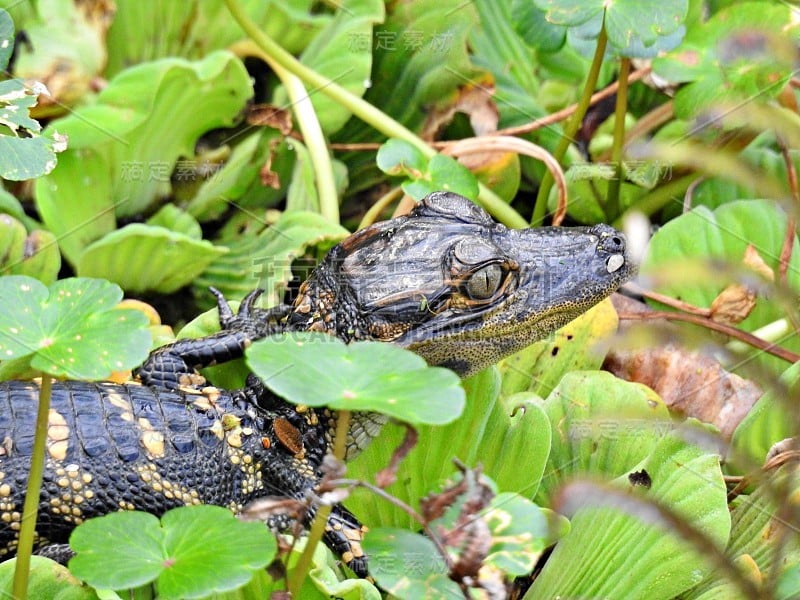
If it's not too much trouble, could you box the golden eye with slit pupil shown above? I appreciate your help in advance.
[465,264,502,300]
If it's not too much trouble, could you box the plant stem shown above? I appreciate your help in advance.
[607,57,631,219]
[287,410,352,595]
[222,0,526,228]
[531,26,608,225]
[258,49,339,223]
[12,375,52,600]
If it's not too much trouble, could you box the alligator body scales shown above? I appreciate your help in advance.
[0,192,635,576]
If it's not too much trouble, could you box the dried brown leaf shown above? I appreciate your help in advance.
[247,104,293,135]
[709,283,756,325]
[607,295,763,438]
[743,244,775,281]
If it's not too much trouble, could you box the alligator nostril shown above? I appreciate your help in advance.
[611,235,624,250]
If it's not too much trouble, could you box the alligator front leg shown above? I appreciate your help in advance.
[135,288,290,390]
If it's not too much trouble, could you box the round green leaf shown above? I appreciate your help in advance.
[376,138,429,177]
[247,332,464,426]
[69,506,276,599]
[533,0,688,57]
[0,276,151,379]
[363,528,463,599]
[69,511,165,590]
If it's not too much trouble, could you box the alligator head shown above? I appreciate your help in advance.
[290,191,635,377]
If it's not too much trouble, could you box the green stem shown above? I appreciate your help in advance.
[12,375,52,600]
[532,26,608,225]
[287,410,351,596]
[270,60,339,223]
[607,57,631,219]
[222,0,526,228]
[612,174,697,228]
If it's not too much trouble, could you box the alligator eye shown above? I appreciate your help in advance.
[465,263,503,300]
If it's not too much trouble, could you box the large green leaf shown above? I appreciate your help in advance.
[641,200,800,374]
[0,276,151,380]
[105,0,330,77]
[528,422,731,599]
[0,556,99,600]
[684,466,800,599]
[730,361,800,467]
[68,506,276,599]
[76,223,228,294]
[535,371,672,505]
[246,332,464,426]
[35,51,252,264]
[347,368,551,529]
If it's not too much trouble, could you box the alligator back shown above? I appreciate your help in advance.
[0,380,297,558]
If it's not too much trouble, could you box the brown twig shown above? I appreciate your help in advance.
[618,310,800,364]
[329,68,653,153]
[441,136,568,224]
[632,286,712,317]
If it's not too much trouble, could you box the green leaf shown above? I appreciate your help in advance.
[0,78,65,180]
[347,368,551,530]
[730,362,800,467]
[685,467,800,599]
[145,204,202,239]
[376,138,428,177]
[0,8,12,70]
[68,506,276,599]
[377,139,479,201]
[0,276,151,379]
[76,224,228,294]
[194,209,349,308]
[484,493,549,575]
[535,371,672,504]
[641,200,800,374]
[511,0,566,52]
[499,298,618,399]
[533,0,688,57]
[275,0,385,135]
[0,216,61,284]
[105,0,330,77]
[35,51,252,263]
[0,556,100,599]
[653,2,799,118]
[363,528,463,599]
[529,421,731,599]
[246,332,464,426]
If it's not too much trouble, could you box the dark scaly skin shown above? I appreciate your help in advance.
[0,191,635,577]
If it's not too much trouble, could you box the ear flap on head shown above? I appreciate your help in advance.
[411,192,495,226]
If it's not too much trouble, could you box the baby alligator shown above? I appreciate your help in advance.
[0,191,635,577]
